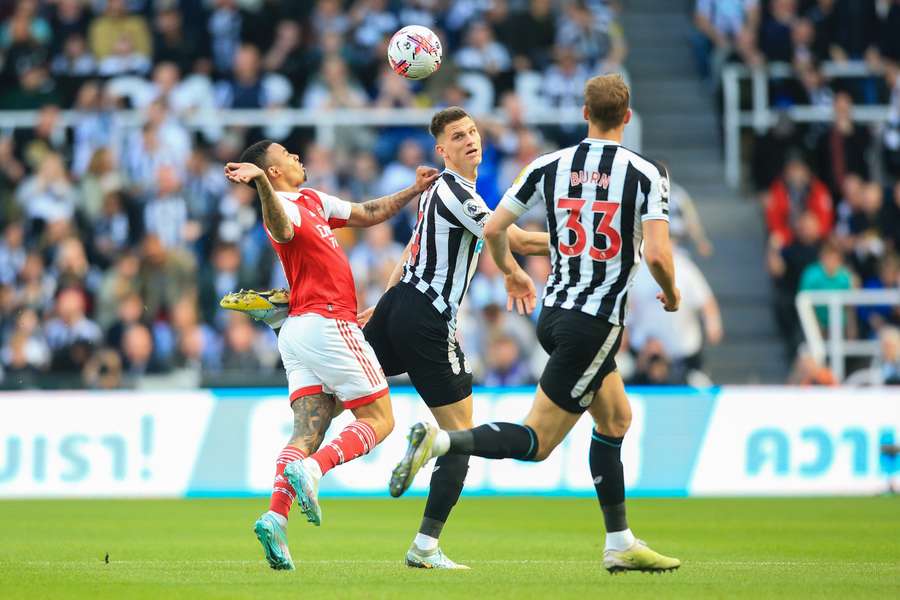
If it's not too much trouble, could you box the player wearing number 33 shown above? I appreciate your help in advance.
[390,74,683,573]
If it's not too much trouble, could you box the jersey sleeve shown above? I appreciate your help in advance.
[316,190,353,229]
[640,164,670,223]
[499,158,546,217]
[439,187,492,238]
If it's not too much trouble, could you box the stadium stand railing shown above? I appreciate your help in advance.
[0,107,643,153]
[722,61,891,188]
[796,288,900,381]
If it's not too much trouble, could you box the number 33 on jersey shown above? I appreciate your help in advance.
[498,140,670,324]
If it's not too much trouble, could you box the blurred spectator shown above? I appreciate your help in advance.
[0,222,26,286]
[455,21,512,78]
[350,222,404,307]
[80,147,124,222]
[764,154,833,245]
[876,326,900,385]
[216,44,267,109]
[82,347,124,389]
[788,347,838,385]
[540,46,591,112]
[667,176,714,257]
[758,0,799,63]
[1,307,50,375]
[556,0,626,73]
[208,0,243,75]
[482,333,533,387]
[628,249,723,383]
[91,192,131,268]
[815,92,871,199]
[152,7,202,75]
[13,105,67,171]
[692,0,761,78]
[88,0,151,62]
[506,0,557,71]
[138,234,197,322]
[120,323,168,382]
[302,56,368,110]
[882,61,900,179]
[798,239,855,331]
[15,152,77,230]
[378,140,424,196]
[221,313,266,371]
[144,165,188,250]
[17,252,56,314]
[44,287,102,373]
[468,251,509,312]
[629,339,686,386]
[768,211,823,355]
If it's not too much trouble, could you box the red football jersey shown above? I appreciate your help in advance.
[267,188,357,322]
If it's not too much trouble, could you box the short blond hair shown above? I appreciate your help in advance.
[584,74,630,131]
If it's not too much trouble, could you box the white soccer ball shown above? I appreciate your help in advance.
[387,25,442,80]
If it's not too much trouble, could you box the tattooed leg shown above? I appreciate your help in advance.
[288,392,338,454]
[266,392,336,520]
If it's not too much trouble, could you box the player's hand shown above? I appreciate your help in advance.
[224,162,265,184]
[357,306,375,327]
[657,288,681,312]
[504,268,537,315]
[412,166,440,193]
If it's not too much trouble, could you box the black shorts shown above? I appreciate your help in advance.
[363,282,472,407]
[536,306,623,414]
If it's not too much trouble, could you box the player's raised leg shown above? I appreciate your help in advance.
[390,385,580,496]
[255,391,336,570]
[587,373,680,573]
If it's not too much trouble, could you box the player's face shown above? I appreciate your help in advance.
[266,143,307,187]
[437,117,482,172]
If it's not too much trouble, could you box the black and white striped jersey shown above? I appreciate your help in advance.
[401,169,491,330]
[499,138,670,326]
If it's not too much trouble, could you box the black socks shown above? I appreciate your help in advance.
[448,423,538,460]
[590,431,629,533]
[419,454,469,538]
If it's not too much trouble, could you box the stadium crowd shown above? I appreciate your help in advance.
[691,0,899,383]
[1,0,671,390]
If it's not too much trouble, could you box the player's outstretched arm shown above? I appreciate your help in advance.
[485,206,537,315]
[642,219,680,312]
[224,162,294,243]
[507,225,550,257]
[347,166,439,227]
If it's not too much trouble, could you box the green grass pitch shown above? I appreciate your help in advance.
[0,496,897,599]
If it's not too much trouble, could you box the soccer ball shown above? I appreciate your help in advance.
[387,25,442,80]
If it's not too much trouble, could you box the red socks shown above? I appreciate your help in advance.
[268,445,306,518]
[310,420,377,476]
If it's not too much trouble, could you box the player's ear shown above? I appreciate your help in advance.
[623,108,632,125]
[434,143,445,159]
[582,105,590,123]
[266,164,279,179]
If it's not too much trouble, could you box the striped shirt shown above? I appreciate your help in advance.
[401,169,491,331]
[499,138,670,325]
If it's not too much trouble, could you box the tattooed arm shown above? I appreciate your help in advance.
[346,166,439,227]
[288,392,341,454]
[224,162,294,242]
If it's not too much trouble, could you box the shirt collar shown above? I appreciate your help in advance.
[582,137,621,146]
[443,168,476,188]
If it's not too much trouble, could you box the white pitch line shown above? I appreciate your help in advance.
[2,559,897,568]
